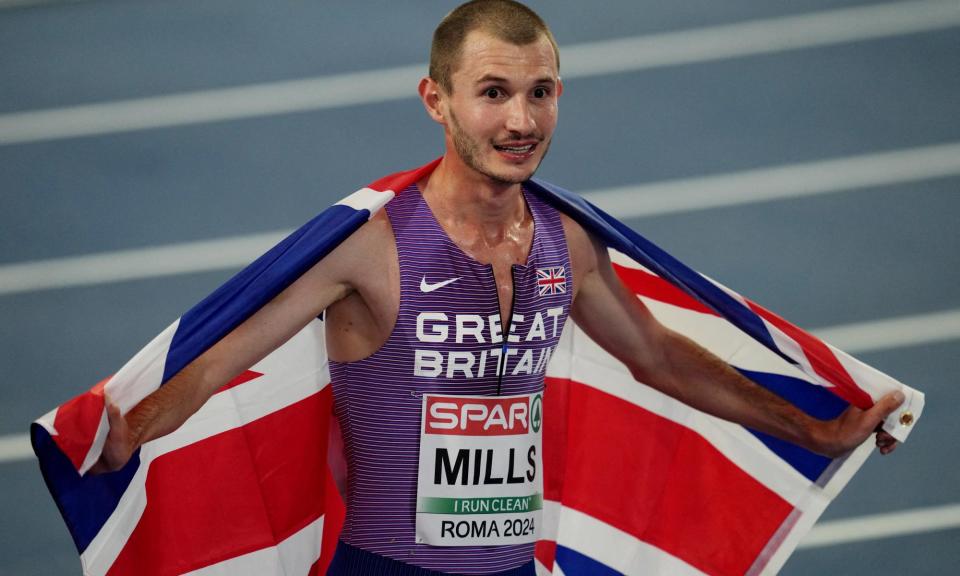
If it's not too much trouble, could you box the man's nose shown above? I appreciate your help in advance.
[505,97,536,135]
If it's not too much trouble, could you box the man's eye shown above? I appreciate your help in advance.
[485,88,501,98]
[533,87,547,98]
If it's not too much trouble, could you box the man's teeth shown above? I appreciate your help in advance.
[497,144,533,152]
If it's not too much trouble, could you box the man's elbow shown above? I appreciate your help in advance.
[626,356,673,396]
[625,325,671,376]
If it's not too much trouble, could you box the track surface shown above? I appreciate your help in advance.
[1,1,958,574]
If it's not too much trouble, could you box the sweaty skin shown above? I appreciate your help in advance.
[93,29,900,474]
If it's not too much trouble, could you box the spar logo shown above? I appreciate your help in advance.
[426,396,531,436]
[530,394,542,433]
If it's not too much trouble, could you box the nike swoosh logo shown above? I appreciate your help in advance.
[420,276,460,293]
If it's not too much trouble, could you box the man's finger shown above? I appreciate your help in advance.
[861,392,905,457]
[876,432,896,447]
[870,390,905,425]
[104,401,129,434]
[105,401,120,421]
[875,428,899,456]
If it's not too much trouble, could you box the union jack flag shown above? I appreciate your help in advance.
[32,159,923,576]
[536,266,567,296]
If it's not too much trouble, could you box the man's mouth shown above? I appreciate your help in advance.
[493,142,538,157]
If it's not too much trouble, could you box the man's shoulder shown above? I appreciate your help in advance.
[348,209,395,255]
[556,211,604,305]
[520,177,603,283]
[321,209,396,276]
[526,177,611,257]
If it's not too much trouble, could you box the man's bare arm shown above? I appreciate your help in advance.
[564,219,902,458]
[92,214,391,473]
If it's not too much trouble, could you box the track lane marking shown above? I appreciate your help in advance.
[0,433,33,463]
[814,309,960,354]
[582,142,960,218]
[6,420,957,546]
[5,306,958,465]
[1,0,958,144]
[0,231,287,296]
[2,142,958,296]
[798,503,960,549]
[0,0,80,8]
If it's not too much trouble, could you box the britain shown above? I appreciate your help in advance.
[414,346,553,378]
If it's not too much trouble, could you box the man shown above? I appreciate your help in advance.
[92,1,902,574]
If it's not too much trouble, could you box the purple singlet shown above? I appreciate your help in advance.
[330,184,572,574]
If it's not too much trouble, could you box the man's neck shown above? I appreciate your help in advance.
[419,155,528,233]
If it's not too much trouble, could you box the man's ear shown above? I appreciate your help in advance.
[419,77,447,124]
[556,76,564,98]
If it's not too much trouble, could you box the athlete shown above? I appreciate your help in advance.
[91,1,903,574]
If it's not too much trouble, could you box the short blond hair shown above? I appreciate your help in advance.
[429,0,560,94]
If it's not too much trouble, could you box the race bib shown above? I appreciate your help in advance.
[415,392,543,546]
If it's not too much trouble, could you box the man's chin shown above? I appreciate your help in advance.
[461,151,545,186]
[487,159,542,184]
[486,170,535,186]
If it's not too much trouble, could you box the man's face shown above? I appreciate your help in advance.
[441,30,560,186]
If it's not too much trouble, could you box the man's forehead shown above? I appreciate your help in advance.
[454,29,558,84]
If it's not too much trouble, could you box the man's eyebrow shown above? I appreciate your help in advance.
[474,74,557,86]
[475,74,509,85]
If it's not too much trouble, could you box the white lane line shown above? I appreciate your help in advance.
[0,0,80,8]
[0,63,425,146]
[0,231,287,296]
[3,141,958,296]
[814,309,960,354]
[0,433,32,463]
[799,503,960,548]
[562,0,960,79]
[5,446,959,545]
[582,142,960,218]
[4,307,957,465]
[1,0,958,145]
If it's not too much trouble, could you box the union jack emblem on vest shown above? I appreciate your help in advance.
[536,265,567,296]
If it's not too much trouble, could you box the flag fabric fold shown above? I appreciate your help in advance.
[32,159,923,576]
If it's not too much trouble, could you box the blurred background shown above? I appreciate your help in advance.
[1,0,958,574]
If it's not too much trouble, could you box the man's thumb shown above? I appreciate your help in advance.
[105,400,123,424]
[872,390,905,422]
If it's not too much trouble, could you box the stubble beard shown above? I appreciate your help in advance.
[449,109,550,186]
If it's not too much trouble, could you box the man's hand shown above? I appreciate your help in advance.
[876,428,898,456]
[816,391,905,458]
[89,401,140,474]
